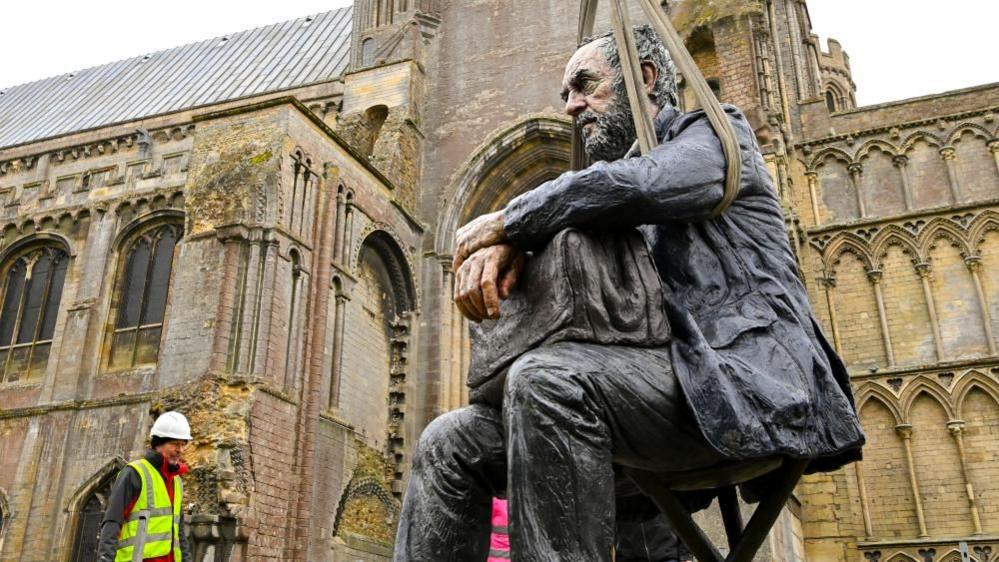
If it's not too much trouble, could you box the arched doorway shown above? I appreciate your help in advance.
[436,117,573,412]
[68,460,124,562]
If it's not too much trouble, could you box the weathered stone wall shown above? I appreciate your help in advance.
[791,53,999,562]
[0,96,418,561]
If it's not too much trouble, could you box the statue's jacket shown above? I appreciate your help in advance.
[503,105,865,473]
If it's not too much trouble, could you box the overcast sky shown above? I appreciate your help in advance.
[1,1,996,107]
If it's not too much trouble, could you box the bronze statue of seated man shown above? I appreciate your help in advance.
[394,25,864,561]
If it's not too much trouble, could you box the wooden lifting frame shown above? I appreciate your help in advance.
[574,1,809,560]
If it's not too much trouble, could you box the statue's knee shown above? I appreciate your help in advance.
[504,348,571,406]
[414,410,465,463]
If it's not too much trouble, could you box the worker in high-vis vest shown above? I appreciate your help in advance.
[97,411,193,562]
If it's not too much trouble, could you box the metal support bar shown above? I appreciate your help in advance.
[627,458,808,562]
[726,459,808,562]
[718,485,744,551]
[626,468,725,562]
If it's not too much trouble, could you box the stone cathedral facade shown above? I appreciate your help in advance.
[0,1,997,561]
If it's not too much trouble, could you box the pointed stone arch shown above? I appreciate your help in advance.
[900,377,956,421]
[920,218,971,257]
[870,226,921,268]
[953,371,999,419]
[807,147,853,171]
[354,229,416,316]
[947,123,994,145]
[938,550,964,562]
[0,231,75,263]
[824,233,874,273]
[968,210,999,251]
[901,131,945,152]
[436,115,572,255]
[855,382,904,424]
[855,138,899,161]
[61,457,127,562]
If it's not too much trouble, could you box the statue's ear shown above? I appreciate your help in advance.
[641,61,658,96]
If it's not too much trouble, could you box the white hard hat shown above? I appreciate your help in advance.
[150,411,192,441]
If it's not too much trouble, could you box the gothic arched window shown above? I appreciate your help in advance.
[361,38,376,67]
[283,250,303,392]
[0,246,69,383]
[70,469,116,562]
[825,90,837,112]
[108,223,182,370]
[71,492,104,562]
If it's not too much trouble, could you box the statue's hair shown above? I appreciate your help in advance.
[581,25,678,110]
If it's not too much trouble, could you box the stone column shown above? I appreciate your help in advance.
[805,171,821,225]
[328,291,348,408]
[333,189,346,264]
[460,315,470,406]
[988,141,999,179]
[892,155,914,211]
[448,301,464,410]
[209,230,247,374]
[866,268,895,367]
[439,260,454,412]
[343,202,355,265]
[964,255,997,354]
[940,147,962,203]
[947,420,984,535]
[189,514,240,562]
[819,276,843,355]
[848,163,866,218]
[251,239,279,378]
[854,460,875,539]
[914,261,945,361]
[230,236,264,374]
[895,424,929,538]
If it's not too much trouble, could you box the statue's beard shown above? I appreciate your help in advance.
[578,93,637,162]
[579,99,636,162]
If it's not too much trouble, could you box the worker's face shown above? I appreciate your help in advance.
[156,439,188,466]
[561,39,635,162]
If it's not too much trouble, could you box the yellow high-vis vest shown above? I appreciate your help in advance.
[115,458,183,562]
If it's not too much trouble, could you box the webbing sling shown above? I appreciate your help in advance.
[573,0,742,218]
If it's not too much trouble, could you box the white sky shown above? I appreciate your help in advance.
[807,0,999,105]
[1,1,996,108]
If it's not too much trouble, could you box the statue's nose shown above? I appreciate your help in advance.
[565,94,587,117]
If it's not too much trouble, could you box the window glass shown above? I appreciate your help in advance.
[143,229,178,326]
[39,255,67,340]
[16,252,52,345]
[108,223,182,369]
[0,261,26,346]
[0,247,69,383]
[117,239,150,329]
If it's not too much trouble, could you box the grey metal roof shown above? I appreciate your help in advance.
[0,7,352,149]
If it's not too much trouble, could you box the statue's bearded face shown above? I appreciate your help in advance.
[561,40,636,162]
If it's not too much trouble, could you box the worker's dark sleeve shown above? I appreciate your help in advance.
[179,513,193,561]
[503,107,755,251]
[97,466,141,562]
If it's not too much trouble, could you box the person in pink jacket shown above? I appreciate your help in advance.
[487,498,510,561]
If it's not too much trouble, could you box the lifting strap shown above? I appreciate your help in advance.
[574,0,742,218]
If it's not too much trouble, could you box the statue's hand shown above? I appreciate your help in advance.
[454,244,525,322]
[453,210,507,272]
